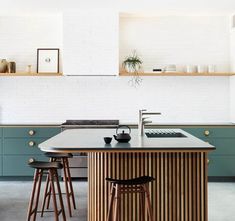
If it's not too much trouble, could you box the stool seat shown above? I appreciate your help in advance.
[29,161,63,170]
[106,175,155,185]
[44,152,73,159]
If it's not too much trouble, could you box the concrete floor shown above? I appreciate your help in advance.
[0,181,234,221]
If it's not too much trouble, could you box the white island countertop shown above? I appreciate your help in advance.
[39,128,215,153]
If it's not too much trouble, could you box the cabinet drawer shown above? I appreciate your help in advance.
[3,138,48,155]
[206,138,235,156]
[3,127,61,138]
[3,155,47,176]
[0,139,2,155]
[0,156,2,176]
[183,128,235,138]
[208,156,235,177]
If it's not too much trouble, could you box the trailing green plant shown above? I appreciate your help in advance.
[122,51,143,73]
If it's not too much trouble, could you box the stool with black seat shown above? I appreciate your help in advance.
[27,160,66,221]
[106,175,155,221]
[41,152,76,217]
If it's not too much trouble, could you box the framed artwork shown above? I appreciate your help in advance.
[37,48,59,73]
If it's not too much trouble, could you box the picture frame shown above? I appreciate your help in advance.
[37,48,59,73]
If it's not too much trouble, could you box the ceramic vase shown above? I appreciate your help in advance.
[0,59,8,73]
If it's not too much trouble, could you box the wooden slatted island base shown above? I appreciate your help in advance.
[39,128,215,221]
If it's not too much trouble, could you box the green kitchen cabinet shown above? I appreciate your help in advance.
[3,138,49,155]
[183,127,235,177]
[2,155,47,176]
[183,127,235,138]
[3,127,60,138]
[206,138,235,156]
[208,156,235,177]
[1,126,60,177]
[0,139,2,155]
[0,155,2,176]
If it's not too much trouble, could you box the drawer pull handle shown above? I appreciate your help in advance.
[28,130,35,136]
[28,141,35,147]
[207,159,210,164]
[28,158,35,163]
[204,130,210,136]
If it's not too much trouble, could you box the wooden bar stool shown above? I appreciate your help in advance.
[106,175,155,221]
[41,152,76,217]
[27,160,66,221]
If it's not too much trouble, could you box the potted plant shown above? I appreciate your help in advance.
[122,51,143,86]
[122,51,143,73]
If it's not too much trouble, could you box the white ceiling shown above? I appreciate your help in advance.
[0,0,235,16]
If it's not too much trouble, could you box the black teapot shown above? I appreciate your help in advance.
[113,125,131,143]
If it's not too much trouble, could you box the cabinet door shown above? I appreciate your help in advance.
[3,155,47,176]
[207,138,235,156]
[183,127,235,138]
[208,156,235,177]
[3,127,60,138]
[63,9,118,75]
[3,138,48,155]
[0,139,2,155]
[0,156,2,176]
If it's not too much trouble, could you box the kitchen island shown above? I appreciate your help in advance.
[39,128,215,221]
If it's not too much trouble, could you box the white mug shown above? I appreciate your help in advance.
[186,65,196,73]
[208,65,216,73]
[197,65,207,73]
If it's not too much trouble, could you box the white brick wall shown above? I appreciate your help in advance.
[0,76,230,124]
[120,16,230,72]
[0,15,232,123]
[229,76,235,122]
[63,10,119,75]
[0,15,62,72]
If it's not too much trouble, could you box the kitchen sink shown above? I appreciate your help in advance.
[145,129,186,138]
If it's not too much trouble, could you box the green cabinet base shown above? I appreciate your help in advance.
[3,155,47,176]
[208,156,235,177]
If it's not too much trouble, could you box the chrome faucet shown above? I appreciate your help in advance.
[138,109,161,136]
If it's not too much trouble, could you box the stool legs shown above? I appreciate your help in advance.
[107,184,115,221]
[106,184,154,221]
[62,157,76,217]
[27,168,66,221]
[42,157,76,217]
[27,169,43,221]
[139,189,145,221]
[143,184,153,221]
[41,174,50,217]
[113,184,121,221]
[49,169,66,221]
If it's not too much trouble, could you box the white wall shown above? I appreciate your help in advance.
[230,76,235,122]
[0,76,230,124]
[63,10,119,75]
[0,15,232,124]
[120,16,230,72]
[229,28,235,122]
[0,16,62,72]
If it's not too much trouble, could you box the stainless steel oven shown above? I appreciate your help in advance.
[61,120,119,178]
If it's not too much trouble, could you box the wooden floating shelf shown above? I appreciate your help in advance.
[0,72,63,76]
[119,72,235,76]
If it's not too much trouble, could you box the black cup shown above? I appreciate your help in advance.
[104,137,112,144]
